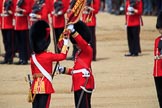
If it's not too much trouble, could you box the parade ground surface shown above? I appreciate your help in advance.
[0,13,160,108]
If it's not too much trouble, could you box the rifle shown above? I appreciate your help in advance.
[32,2,43,13]
[17,0,24,7]
[51,22,60,79]
[51,0,65,79]
[53,0,63,15]
[16,0,24,15]
[29,0,45,20]
[4,0,12,14]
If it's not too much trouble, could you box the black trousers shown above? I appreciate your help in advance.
[74,89,92,108]
[127,26,141,54]
[15,30,30,61]
[154,77,162,108]
[88,26,96,60]
[1,29,14,61]
[156,0,162,14]
[32,94,51,108]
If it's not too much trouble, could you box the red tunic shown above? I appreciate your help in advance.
[14,0,32,30]
[50,0,70,28]
[1,0,14,29]
[82,0,100,27]
[125,0,143,27]
[30,51,67,94]
[67,34,95,91]
[153,36,162,77]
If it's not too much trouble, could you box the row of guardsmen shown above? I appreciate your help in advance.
[0,0,100,65]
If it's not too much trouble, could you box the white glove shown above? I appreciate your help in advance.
[82,69,90,77]
[63,38,69,46]
[67,24,75,33]
[1,13,9,17]
[57,65,66,74]
[127,6,134,12]
[15,13,23,16]
[51,11,55,15]
[29,13,37,18]
[57,11,63,15]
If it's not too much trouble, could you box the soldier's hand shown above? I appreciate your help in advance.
[67,24,75,33]
[82,69,90,78]
[57,65,66,74]
[29,13,37,18]
[57,11,63,16]
[127,6,135,12]
[63,38,69,46]
[159,55,162,59]
[63,29,71,38]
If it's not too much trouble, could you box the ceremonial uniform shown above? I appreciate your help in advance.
[50,0,70,52]
[29,20,69,108]
[125,0,143,56]
[68,34,94,108]
[153,35,162,108]
[13,0,33,64]
[0,0,15,64]
[153,11,162,108]
[31,51,67,93]
[60,21,95,108]
[30,51,68,108]
[153,36,162,77]
[67,34,95,91]
[82,0,100,61]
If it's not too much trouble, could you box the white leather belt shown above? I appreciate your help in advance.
[72,68,88,74]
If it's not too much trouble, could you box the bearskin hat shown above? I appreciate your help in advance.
[70,20,91,44]
[29,20,51,54]
[156,11,162,29]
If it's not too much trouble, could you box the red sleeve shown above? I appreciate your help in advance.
[22,0,33,15]
[48,52,67,62]
[39,3,50,22]
[92,0,100,14]
[67,68,73,75]
[135,0,143,15]
[10,0,16,14]
[49,0,53,17]
[74,34,89,50]
[45,0,53,13]
[154,37,161,56]
[62,0,70,14]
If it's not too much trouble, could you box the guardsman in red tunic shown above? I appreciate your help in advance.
[82,0,100,61]
[50,0,70,52]
[0,0,14,64]
[29,20,69,108]
[124,0,143,57]
[153,11,162,108]
[58,21,95,108]
[13,0,33,64]
[29,0,51,25]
